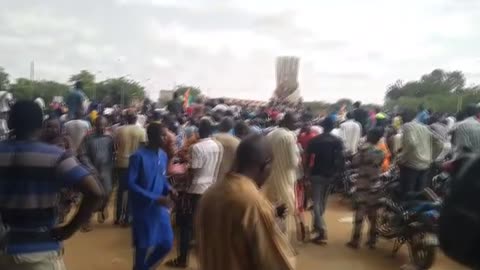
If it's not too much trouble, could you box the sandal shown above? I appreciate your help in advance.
[97,210,108,224]
[346,241,359,249]
[365,241,376,250]
[165,258,187,268]
[81,224,93,233]
[312,236,327,246]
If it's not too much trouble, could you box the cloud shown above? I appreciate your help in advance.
[1,0,480,103]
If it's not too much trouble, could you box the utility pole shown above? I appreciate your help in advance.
[30,61,35,93]
[121,74,131,107]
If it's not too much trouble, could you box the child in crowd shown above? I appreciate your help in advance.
[347,128,385,249]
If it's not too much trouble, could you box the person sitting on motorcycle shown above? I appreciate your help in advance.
[347,128,385,249]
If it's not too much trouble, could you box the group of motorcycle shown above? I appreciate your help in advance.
[338,156,463,270]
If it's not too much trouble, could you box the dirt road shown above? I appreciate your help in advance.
[64,197,466,270]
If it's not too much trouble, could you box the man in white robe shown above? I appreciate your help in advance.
[263,112,300,248]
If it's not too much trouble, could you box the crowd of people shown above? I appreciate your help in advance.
[1,81,480,270]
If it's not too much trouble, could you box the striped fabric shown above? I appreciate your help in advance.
[188,138,223,194]
[0,141,90,254]
[453,117,480,154]
[398,121,444,170]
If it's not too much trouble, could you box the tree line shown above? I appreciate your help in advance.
[0,67,145,106]
[384,69,480,113]
[1,65,478,114]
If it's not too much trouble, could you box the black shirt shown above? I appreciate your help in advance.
[307,133,345,177]
[353,108,368,129]
[167,100,183,115]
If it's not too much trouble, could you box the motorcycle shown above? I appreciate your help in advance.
[376,181,441,270]
[430,155,469,198]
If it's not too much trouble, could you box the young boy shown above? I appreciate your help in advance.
[347,128,385,249]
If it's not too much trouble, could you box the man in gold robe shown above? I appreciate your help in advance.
[196,134,295,270]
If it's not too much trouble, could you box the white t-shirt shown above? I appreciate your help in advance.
[339,120,362,155]
[188,138,223,194]
[64,119,91,151]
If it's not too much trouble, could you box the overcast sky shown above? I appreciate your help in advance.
[1,0,480,103]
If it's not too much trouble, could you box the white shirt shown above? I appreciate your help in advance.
[34,97,45,111]
[339,119,362,155]
[136,114,147,127]
[0,91,13,113]
[453,117,480,155]
[188,138,223,194]
[331,128,341,138]
[64,119,91,151]
[212,104,229,112]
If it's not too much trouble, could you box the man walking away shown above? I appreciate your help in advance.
[398,110,443,196]
[263,112,300,248]
[347,128,384,249]
[167,92,183,117]
[128,123,176,270]
[352,101,368,136]
[339,112,362,157]
[196,134,295,270]
[64,110,91,152]
[114,111,147,226]
[78,116,115,231]
[0,100,104,269]
[305,117,345,245]
[213,117,240,182]
[166,118,223,268]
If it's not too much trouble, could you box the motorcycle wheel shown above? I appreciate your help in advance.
[409,237,436,269]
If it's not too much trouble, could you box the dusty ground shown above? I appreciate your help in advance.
[64,196,466,270]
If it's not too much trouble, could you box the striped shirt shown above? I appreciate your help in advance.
[188,138,223,194]
[453,117,480,154]
[398,121,444,170]
[0,141,90,254]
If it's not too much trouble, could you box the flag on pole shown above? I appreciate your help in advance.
[183,88,191,109]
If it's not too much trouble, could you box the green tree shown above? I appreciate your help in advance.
[34,80,69,103]
[10,78,69,102]
[0,67,9,91]
[303,101,331,115]
[69,70,96,99]
[385,69,472,112]
[10,78,34,100]
[95,77,145,106]
[333,98,353,111]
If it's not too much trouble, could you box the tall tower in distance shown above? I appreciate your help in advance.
[273,56,300,104]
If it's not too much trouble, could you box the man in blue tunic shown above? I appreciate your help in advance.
[128,122,175,270]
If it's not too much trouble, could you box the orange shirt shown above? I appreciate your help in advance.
[377,139,391,173]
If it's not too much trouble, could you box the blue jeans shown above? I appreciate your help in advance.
[311,176,332,235]
[175,193,201,263]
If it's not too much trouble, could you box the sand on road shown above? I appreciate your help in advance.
[64,197,466,270]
